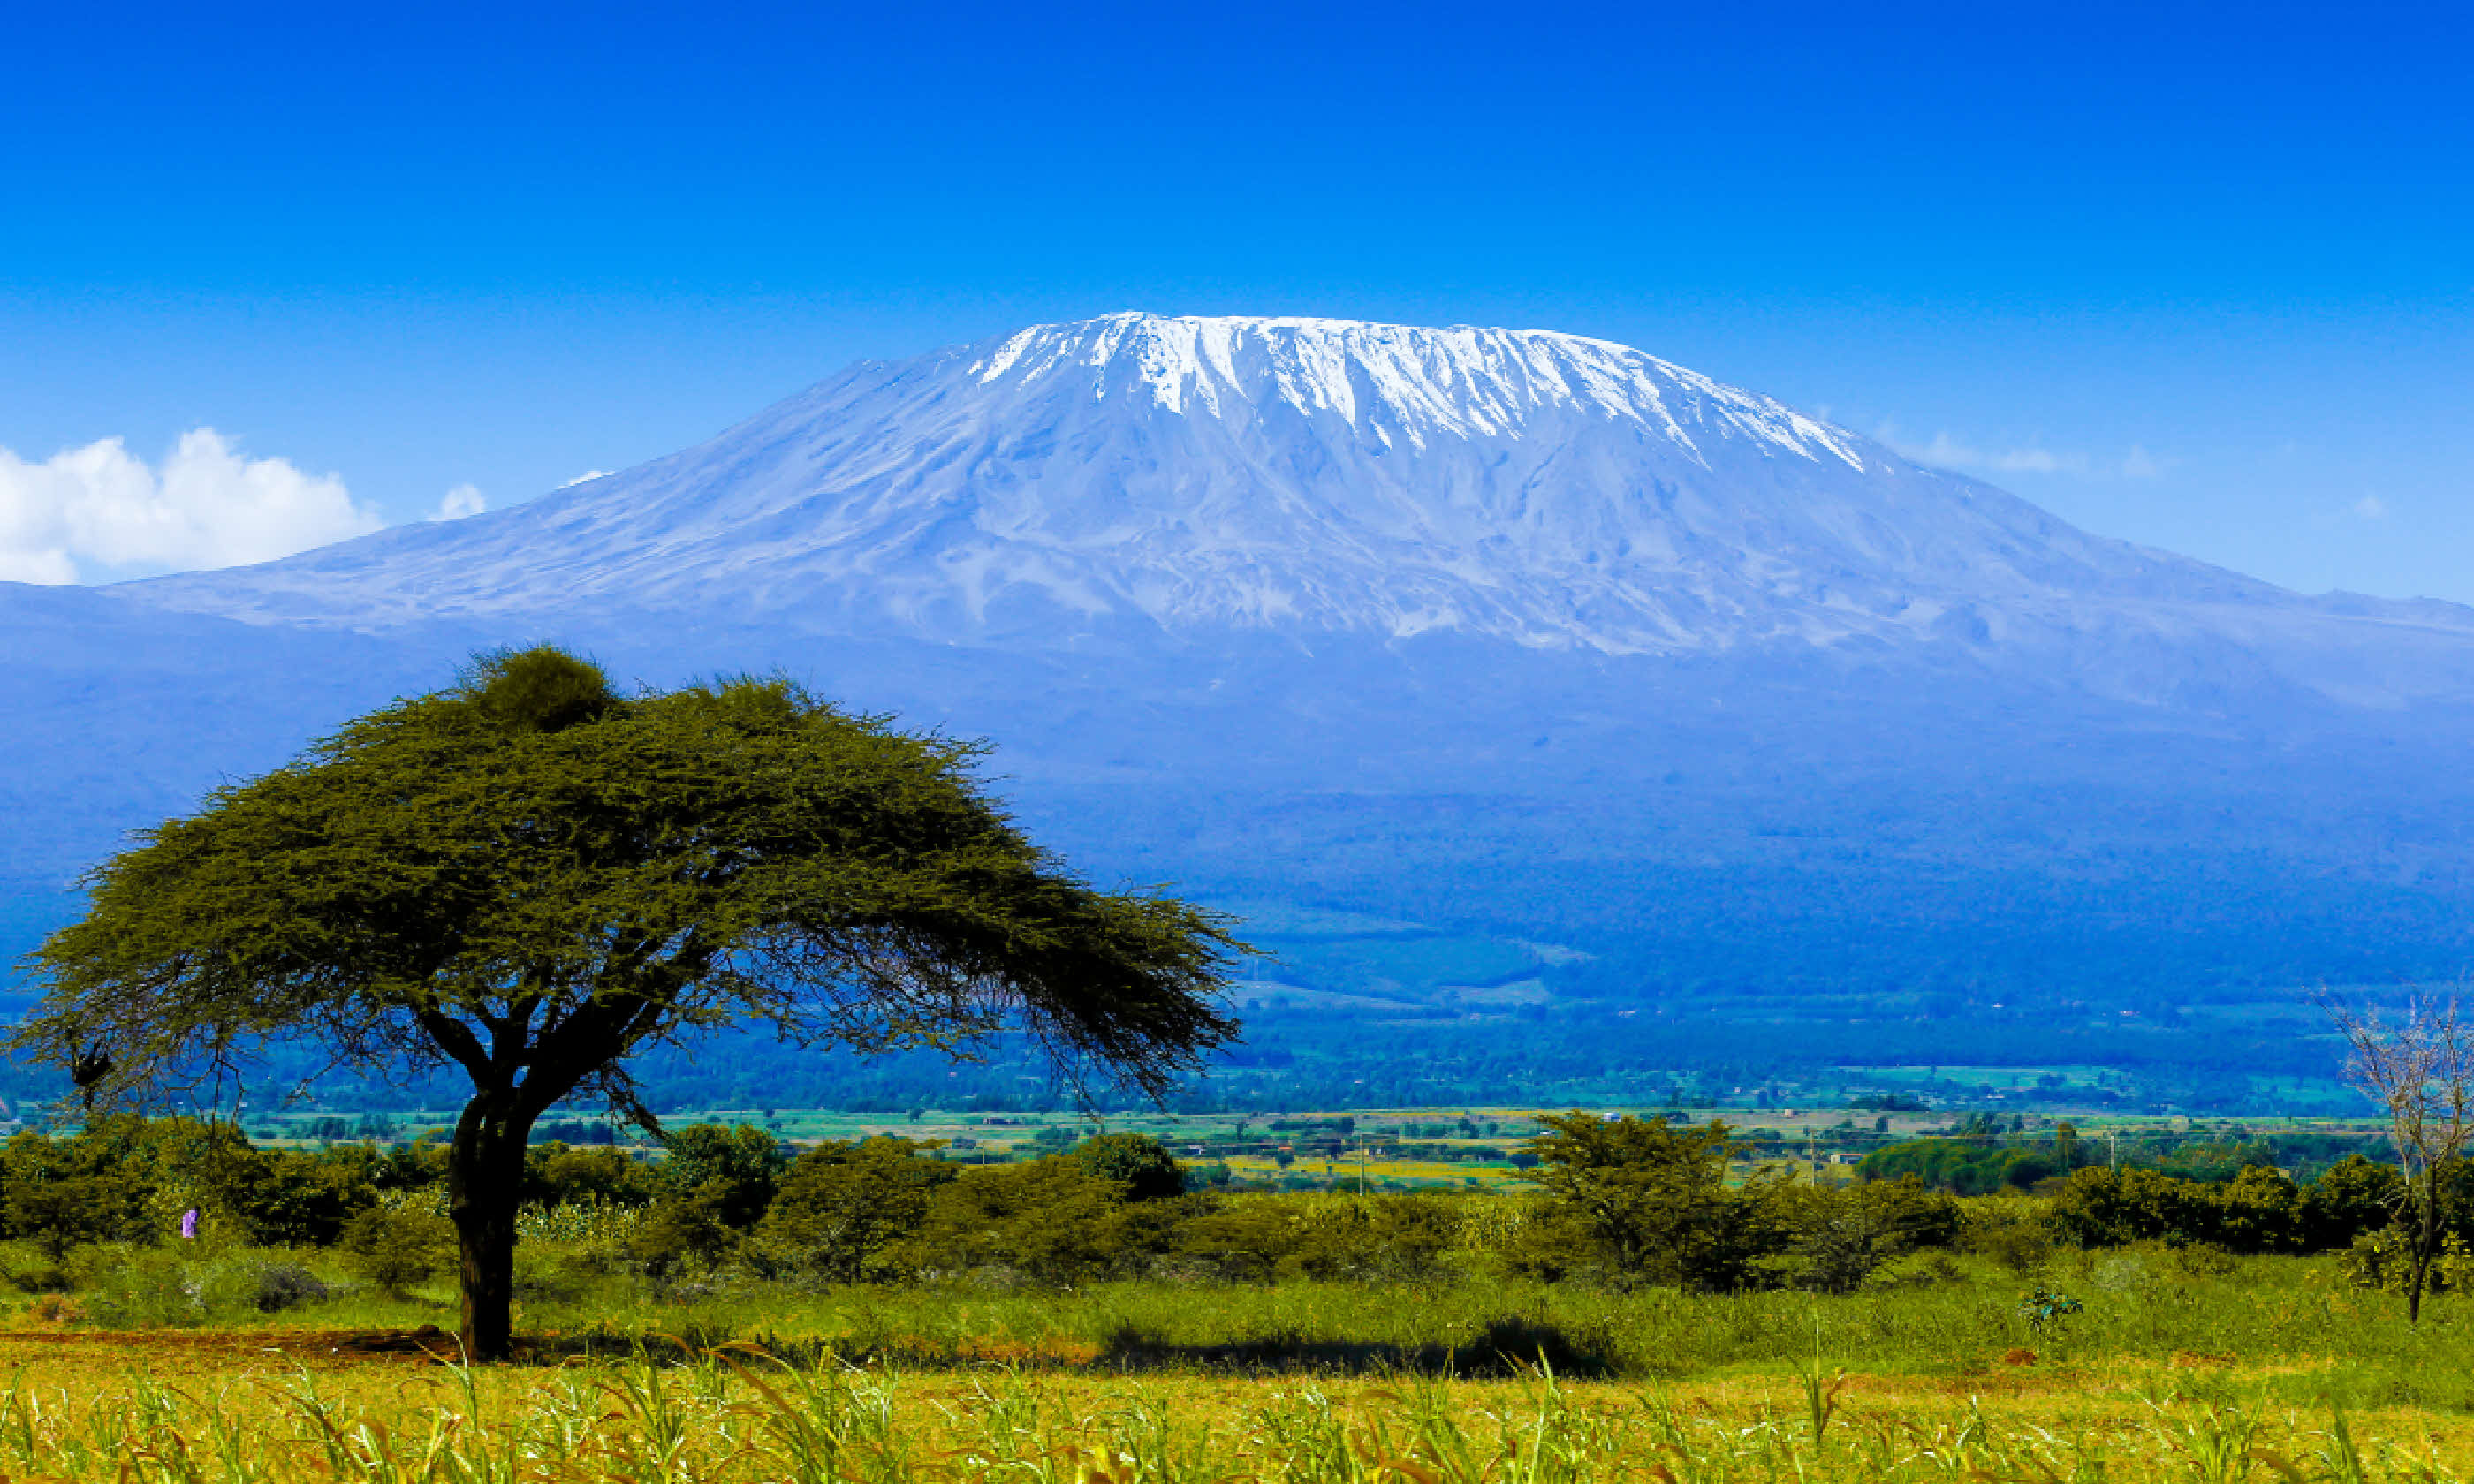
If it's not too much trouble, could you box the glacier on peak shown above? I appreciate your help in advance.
[968,313,1866,466]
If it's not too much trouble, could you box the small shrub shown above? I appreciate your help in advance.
[253,1262,330,1313]
[630,1182,740,1277]
[2017,1287,2084,1335]
[655,1124,787,1228]
[76,1247,259,1328]
[1459,1314,1621,1377]
[338,1208,457,1297]
[24,1293,80,1325]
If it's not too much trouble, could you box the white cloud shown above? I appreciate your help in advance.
[560,469,613,488]
[1880,423,2175,482]
[2353,495,2387,519]
[0,428,383,584]
[1884,428,2087,476]
[436,483,487,520]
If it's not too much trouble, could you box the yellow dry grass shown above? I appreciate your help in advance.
[0,1329,2460,1481]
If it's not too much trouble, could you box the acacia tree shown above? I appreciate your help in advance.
[2318,988,2474,1322]
[11,647,1242,1358]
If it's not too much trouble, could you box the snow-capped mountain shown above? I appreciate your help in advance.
[18,314,2474,1070]
[133,313,2394,671]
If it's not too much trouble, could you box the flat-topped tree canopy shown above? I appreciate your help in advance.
[11,646,1245,1357]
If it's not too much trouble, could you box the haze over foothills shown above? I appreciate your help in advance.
[5,1,2474,1112]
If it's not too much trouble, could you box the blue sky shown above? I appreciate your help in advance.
[3,1,2469,594]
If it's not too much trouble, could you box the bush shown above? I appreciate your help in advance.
[1175,1193,1456,1283]
[6,1265,69,1294]
[2047,1167,2220,1249]
[631,1183,740,1278]
[208,1147,377,1247]
[7,1176,138,1261]
[2047,1164,2306,1253]
[755,1137,956,1283]
[2303,1155,2405,1251]
[656,1124,787,1229]
[2339,1228,2474,1295]
[1075,1133,1184,1201]
[526,1143,658,1212]
[904,1156,1127,1285]
[74,1247,265,1329]
[1960,1201,2055,1277]
[252,1262,330,1313]
[338,1208,456,1297]
[1782,1177,1959,1294]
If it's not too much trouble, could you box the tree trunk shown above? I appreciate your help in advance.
[448,1089,539,1360]
[2408,1174,2440,1325]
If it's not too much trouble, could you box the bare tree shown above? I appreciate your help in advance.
[2318,988,2474,1321]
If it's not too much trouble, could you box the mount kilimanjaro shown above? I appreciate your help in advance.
[10,314,2474,1105]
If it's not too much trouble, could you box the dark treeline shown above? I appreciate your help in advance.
[1859,1123,2394,1193]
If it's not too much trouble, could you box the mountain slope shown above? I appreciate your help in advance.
[130,314,2426,671]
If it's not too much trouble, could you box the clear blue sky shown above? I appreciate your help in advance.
[4,1,2469,596]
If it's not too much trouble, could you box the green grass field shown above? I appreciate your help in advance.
[2,1223,2470,1480]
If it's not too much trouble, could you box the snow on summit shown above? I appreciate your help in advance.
[127,312,2328,660]
[969,314,1866,466]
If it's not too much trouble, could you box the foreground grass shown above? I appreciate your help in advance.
[0,1339,2463,1481]
[10,1238,2474,1479]
[54,1245,2466,1408]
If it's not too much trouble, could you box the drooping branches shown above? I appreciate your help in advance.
[11,647,1247,1356]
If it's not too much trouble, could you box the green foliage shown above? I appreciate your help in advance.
[1173,1193,1459,1283]
[1857,1137,2071,1194]
[1074,1132,1184,1201]
[632,1182,742,1276]
[336,1207,457,1297]
[2303,1155,2405,1250]
[6,1177,136,1263]
[523,1142,656,1211]
[755,1137,957,1282]
[2016,1286,2084,1334]
[1957,1200,2054,1276]
[2338,1228,2474,1296]
[1779,1177,1958,1294]
[207,1147,378,1247]
[904,1155,1128,1284]
[657,1124,788,1228]
[13,645,1245,1357]
[2046,1164,2326,1253]
[1521,1112,1783,1291]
